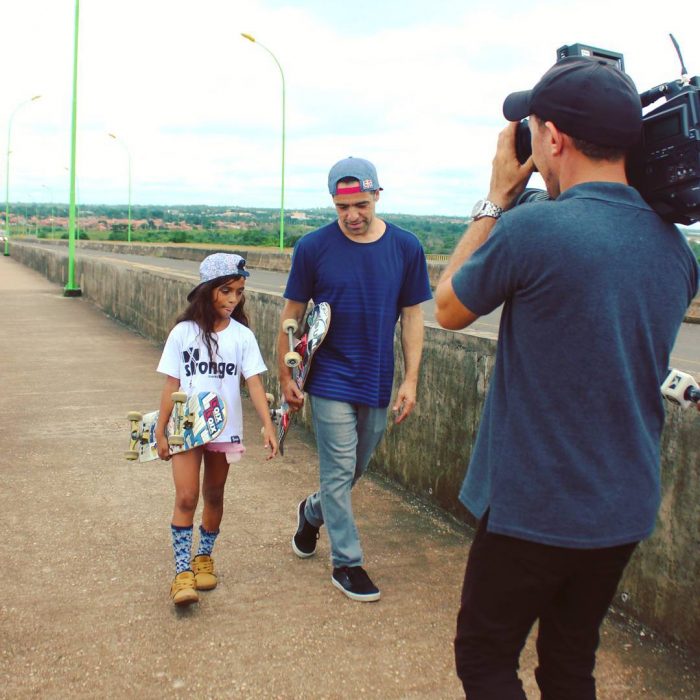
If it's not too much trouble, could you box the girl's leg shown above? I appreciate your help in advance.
[171,447,204,526]
[192,450,230,591]
[169,447,203,605]
[200,450,230,533]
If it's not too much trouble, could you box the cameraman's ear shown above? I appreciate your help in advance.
[545,121,565,156]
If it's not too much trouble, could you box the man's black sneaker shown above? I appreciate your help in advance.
[292,498,320,558]
[331,566,381,602]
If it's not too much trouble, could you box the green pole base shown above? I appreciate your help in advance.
[3,252,9,257]
[63,287,82,297]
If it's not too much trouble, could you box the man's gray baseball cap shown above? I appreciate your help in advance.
[328,157,383,195]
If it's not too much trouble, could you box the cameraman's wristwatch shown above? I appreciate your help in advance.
[471,199,503,221]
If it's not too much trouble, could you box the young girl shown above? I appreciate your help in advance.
[155,253,278,606]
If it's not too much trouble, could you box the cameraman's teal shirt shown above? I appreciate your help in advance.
[452,182,698,548]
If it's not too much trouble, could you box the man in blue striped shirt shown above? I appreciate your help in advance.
[277,156,432,602]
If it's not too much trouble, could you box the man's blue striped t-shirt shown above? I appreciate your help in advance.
[284,220,432,407]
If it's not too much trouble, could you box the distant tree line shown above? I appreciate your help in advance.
[9,201,700,261]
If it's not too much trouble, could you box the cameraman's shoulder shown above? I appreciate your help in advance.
[500,199,556,234]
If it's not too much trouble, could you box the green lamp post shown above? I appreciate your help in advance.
[4,95,41,256]
[108,133,132,243]
[64,0,82,296]
[241,33,286,251]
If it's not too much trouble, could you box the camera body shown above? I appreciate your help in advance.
[514,43,700,224]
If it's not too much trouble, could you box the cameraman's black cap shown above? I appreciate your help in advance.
[503,56,642,147]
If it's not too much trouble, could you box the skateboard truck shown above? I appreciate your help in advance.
[283,318,302,369]
[125,411,145,461]
[169,391,192,446]
[263,392,285,432]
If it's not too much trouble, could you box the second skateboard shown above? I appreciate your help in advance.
[275,301,331,455]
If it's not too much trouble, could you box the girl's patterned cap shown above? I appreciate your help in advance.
[187,253,249,301]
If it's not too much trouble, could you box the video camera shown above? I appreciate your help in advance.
[514,37,700,225]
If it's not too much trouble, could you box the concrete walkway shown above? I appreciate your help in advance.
[1,256,698,699]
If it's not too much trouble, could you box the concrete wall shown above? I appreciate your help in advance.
[31,237,700,322]
[10,239,700,651]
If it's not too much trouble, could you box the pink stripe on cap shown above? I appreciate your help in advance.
[335,184,362,194]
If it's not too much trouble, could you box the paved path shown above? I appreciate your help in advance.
[1,256,698,699]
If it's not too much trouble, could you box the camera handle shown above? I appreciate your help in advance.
[640,34,693,108]
[639,80,684,108]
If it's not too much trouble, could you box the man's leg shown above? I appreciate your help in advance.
[305,397,386,567]
[455,515,566,700]
[306,396,363,567]
[353,403,387,486]
[534,542,637,700]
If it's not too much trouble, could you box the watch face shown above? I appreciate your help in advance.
[472,199,502,220]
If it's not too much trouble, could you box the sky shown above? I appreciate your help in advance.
[1,0,699,218]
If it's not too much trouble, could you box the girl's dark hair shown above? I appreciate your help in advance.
[175,275,248,361]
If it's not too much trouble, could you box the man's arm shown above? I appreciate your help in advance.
[435,121,535,330]
[276,299,308,410]
[435,218,497,330]
[393,303,424,424]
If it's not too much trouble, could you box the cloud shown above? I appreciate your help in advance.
[1,0,699,218]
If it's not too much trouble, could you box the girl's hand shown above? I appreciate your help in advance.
[156,434,172,461]
[245,373,280,459]
[156,375,179,461]
[261,425,278,460]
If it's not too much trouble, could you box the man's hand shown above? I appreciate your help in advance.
[392,379,417,424]
[281,377,305,411]
[487,121,536,211]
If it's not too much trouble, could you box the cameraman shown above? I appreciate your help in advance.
[435,57,699,699]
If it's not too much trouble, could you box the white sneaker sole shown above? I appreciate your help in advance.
[331,576,381,602]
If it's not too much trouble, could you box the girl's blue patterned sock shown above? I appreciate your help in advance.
[197,525,220,556]
[171,524,193,574]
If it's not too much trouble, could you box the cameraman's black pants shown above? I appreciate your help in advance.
[454,512,637,700]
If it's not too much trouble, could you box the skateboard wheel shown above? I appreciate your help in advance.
[127,411,142,422]
[171,391,187,403]
[169,435,185,446]
[124,450,139,460]
[283,318,298,333]
[284,350,302,368]
[266,392,274,405]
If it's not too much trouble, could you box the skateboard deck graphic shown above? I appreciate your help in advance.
[275,302,331,455]
[125,391,227,462]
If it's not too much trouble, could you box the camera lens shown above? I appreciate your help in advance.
[515,119,533,165]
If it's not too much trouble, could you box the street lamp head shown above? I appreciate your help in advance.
[108,133,117,140]
[241,33,256,42]
[31,95,41,101]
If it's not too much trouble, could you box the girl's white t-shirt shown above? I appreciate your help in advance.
[156,320,267,445]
